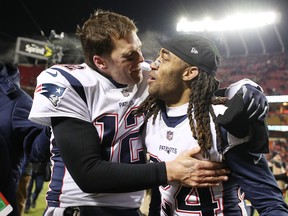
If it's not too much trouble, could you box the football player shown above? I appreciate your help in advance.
[136,34,288,215]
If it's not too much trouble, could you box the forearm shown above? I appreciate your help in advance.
[78,160,167,193]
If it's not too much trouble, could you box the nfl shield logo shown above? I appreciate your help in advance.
[166,131,173,141]
[121,89,130,97]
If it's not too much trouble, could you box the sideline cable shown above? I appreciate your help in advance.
[17,0,47,38]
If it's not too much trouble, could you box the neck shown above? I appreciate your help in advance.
[166,103,189,116]
[165,89,190,107]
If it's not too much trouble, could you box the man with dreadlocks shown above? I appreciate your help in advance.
[135,34,288,215]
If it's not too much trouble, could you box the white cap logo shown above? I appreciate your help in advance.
[191,47,198,54]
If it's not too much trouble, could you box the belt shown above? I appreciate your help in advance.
[63,206,141,216]
[64,207,80,216]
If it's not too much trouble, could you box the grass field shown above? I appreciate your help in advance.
[24,182,287,216]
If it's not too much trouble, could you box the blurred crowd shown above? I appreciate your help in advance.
[217,52,288,95]
[16,52,288,97]
[268,139,288,171]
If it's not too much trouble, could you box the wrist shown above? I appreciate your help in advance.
[165,161,175,182]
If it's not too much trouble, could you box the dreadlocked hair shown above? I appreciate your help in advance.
[133,69,229,159]
[133,95,165,124]
[187,69,227,158]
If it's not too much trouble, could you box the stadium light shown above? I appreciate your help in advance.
[177,11,281,32]
[268,125,288,132]
[266,95,288,103]
[266,95,288,132]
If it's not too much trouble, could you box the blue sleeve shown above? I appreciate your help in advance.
[216,94,269,154]
[29,126,51,163]
[12,93,50,163]
[224,144,288,215]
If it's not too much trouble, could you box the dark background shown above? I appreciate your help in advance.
[1,0,288,61]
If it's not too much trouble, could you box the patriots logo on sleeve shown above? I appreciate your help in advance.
[35,83,66,107]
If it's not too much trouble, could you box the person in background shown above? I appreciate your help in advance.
[134,34,288,215]
[0,62,51,216]
[24,160,50,213]
[28,10,271,216]
[270,151,288,198]
[16,156,32,215]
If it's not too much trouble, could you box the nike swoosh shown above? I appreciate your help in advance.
[254,154,262,164]
[46,71,58,77]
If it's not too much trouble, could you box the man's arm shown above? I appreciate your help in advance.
[29,126,51,163]
[216,79,270,153]
[216,79,268,138]
[52,116,167,193]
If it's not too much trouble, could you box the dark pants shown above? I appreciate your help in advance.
[25,172,45,210]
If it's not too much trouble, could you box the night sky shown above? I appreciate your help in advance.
[1,0,288,61]
[2,0,287,38]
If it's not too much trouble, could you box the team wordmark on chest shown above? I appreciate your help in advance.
[119,100,134,108]
[159,145,177,154]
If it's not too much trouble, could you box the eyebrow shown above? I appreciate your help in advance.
[162,48,170,55]
[122,46,142,58]
[160,48,172,60]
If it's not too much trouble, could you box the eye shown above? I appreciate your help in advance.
[163,53,170,61]
[160,49,170,62]
[126,57,135,61]
[125,50,142,62]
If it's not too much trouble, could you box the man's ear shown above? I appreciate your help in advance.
[93,55,108,70]
[183,66,199,81]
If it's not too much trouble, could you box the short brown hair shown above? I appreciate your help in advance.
[76,9,138,70]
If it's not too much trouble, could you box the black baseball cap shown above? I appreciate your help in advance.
[162,34,221,75]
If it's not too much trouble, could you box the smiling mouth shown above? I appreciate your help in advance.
[129,67,141,74]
